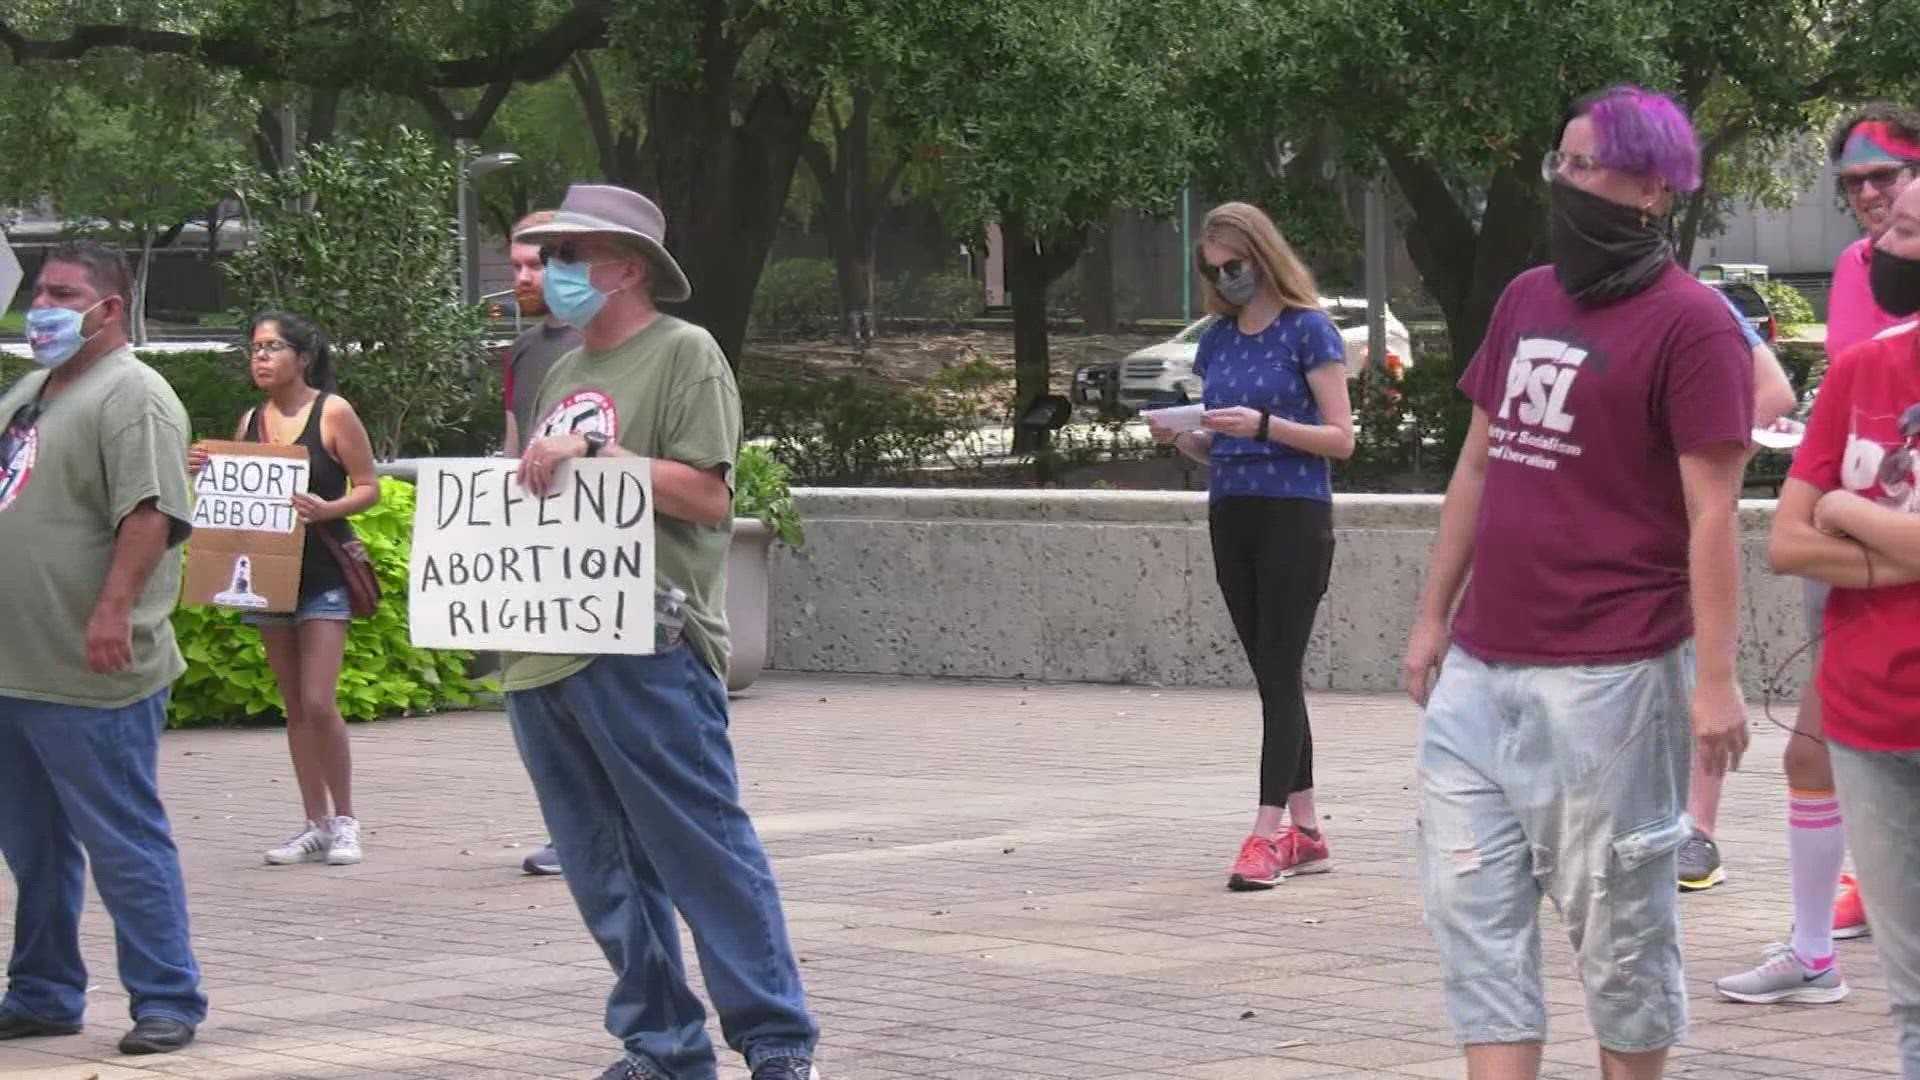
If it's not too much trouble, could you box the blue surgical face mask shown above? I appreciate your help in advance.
[542,259,621,328]
[24,299,108,368]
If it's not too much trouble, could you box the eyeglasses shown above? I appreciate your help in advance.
[1542,150,1604,183]
[0,399,44,475]
[1875,402,1920,488]
[1838,164,1917,197]
[1199,257,1246,282]
[249,338,293,356]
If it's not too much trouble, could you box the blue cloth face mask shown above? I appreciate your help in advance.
[542,259,620,328]
[24,299,107,368]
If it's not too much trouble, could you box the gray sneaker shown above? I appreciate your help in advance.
[521,844,562,876]
[1677,828,1724,891]
[1716,944,1849,1004]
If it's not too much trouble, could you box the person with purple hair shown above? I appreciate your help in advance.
[1402,85,1755,1079]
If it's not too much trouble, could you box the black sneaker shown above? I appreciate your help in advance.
[1677,828,1725,892]
[0,1008,81,1040]
[751,1057,821,1080]
[118,1016,196,1054]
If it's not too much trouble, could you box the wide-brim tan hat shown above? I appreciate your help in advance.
[513,184,692,303]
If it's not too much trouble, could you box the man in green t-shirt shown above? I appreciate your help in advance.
[508,185,820,1080]
[0,242,205,1055]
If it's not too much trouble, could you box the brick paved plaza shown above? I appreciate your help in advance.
[0,676,1902,1078]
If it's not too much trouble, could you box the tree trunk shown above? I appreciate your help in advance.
[1079,222,1117,332]
[639,74,816,364]
[803,88,904,344]
[1002,212,1087,452]
[133,226,154,346]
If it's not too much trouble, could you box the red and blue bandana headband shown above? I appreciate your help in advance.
[1840,121,1920,167]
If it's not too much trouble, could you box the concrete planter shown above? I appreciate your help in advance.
[725,517,774,693]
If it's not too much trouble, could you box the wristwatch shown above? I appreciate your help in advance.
[582,431,608,458]
[1255,409,1271,443]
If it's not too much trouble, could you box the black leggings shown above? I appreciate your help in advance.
[1209,496,1335,807]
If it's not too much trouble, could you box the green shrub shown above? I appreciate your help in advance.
[1755,281,1816,330]
[877,270,980,326]
[742,374,971,485]
[751,258,840,340]
[732,443,803,547]
[0,348,259,440]
[168,475,480,728]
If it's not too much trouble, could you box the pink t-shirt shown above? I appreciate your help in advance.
[1787,328,1920,751]
[1827,237,1907,358]
[1451,264,1755,665]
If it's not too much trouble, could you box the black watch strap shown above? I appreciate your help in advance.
[1256,409,1271,443]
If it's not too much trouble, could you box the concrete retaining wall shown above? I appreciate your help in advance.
[769,489,1815,699]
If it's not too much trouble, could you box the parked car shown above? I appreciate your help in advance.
[1071,298,1414,414]
[1706,280,1777,345]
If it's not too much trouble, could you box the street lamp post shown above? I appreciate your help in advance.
[456,144,522,307]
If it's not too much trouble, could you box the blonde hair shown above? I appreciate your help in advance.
[1194,202,1321,317]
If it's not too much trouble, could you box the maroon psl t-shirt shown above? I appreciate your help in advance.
[1451,264,1754,665]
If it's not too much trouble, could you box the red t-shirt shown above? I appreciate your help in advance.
[1452,264,1755,665]
[1787,326,1920,751]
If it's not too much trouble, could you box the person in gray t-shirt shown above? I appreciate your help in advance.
[504,211,583,456]
[502,212,580,878]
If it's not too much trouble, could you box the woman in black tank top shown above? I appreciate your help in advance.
[186,311,380,867]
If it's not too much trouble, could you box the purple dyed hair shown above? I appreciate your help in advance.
[1566,85,1702,193]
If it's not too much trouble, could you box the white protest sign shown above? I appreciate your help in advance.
[408,458,656,653]
[0,230,20,317]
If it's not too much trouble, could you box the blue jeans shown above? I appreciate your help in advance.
[507,648,816,1078]
[0,690,206,1026]
[1831,741,1920,1078]
[1418,644,1692,1053]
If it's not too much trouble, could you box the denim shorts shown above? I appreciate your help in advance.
[242,587,351,627]
[1417,643,1693,1053]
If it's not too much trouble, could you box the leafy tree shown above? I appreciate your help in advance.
[225,130,491,457]
[0,49,247,340]
[1206,0,1869,383]
[902,0,1205,448]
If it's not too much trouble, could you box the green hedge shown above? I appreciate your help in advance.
[169,476,481,728]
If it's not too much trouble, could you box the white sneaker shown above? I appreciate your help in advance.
[326,816,363,865]
[265,822,332,865]
[1716,943,1850,1004]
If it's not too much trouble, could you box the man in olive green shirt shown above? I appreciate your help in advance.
[0,243,205,1056]
[508,185,819,1080]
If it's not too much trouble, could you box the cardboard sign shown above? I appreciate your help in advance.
[183,442,310,612]
[408,458,656,653]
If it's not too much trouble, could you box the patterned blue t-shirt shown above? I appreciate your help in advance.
[1194,308,1346,502]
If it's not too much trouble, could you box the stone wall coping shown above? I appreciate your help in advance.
[790,487,1785,533]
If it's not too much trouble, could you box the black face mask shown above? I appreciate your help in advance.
[1870,245,1920,317]
[1548,179,1673,307]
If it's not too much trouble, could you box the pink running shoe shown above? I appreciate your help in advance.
[1228,835,1284,891]
[1276,826,1333,877]
[1834,873,1871,940]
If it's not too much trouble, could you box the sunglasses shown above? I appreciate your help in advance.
[0,399,44,474]
[1199,257,1246,283]
[1838,164,1916,197]
[537,241,599,266]
[1875,402,1920,488]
